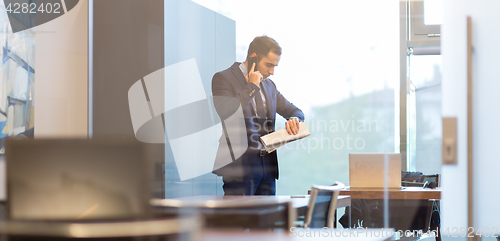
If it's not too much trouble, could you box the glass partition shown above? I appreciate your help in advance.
[407,54,442,174]
[159,0,441,237]
[0,1,36,153]
[191,0,400,195]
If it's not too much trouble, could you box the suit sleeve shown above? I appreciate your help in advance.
[212,72,260,120]
[272,81,305,122]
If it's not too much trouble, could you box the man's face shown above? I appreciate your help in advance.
[258,51,280,80]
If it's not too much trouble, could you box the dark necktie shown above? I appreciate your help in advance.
[254,88,266,118]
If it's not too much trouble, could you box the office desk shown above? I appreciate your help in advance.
[151,195,351,229]
[338,187,441,239]
[152,195,351,215]
[160,195,349,207]
[0,216,202,239]
[339,187,441,200]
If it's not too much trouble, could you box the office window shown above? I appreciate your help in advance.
[423,0,443,25]
[408,0,440,48]
[0,1,36,153]
[404,0,442,175]
[192,0,400,195]
[407,54,442,174]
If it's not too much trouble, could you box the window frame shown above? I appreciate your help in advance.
[400,0,441,171]
[408,0,440,48]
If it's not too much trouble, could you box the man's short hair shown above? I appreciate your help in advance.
[246,36,282,61]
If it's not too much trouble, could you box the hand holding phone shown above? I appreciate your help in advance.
[247,56,262,86]
[249,56,258,72]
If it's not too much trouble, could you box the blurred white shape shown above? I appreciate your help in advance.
[128,59,248,180]
[424,0,444,25]
[169,124,222,181]
[128,80,154,141]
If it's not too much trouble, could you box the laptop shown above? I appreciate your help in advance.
[4,139,151,221]
[349,153,401,189]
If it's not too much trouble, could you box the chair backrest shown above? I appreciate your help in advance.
[0,215,202,239]
[5,138,151,221]
[401,173,440,188]
[304,182,345,228]
[422,174,440,187]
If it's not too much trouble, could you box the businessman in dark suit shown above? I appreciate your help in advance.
[212,36,304,195]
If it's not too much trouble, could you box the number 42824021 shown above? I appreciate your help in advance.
[6,2,61,14]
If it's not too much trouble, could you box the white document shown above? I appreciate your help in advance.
[260,122,311,153]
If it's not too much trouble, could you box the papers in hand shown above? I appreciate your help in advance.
[259,122,310,153]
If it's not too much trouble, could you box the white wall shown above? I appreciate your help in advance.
[35,0,88,137]
[441,1,469,240]
[468,0,500,237]
[442,0,500,240]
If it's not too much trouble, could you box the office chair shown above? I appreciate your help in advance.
[401,174,440,188]
[422,174,440,189]
[422,174,441,241]
[303,182,345,229]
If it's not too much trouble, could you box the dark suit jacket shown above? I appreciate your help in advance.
[211,62,304,179]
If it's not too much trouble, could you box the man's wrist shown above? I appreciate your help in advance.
[250,81,260,87]
[288,117,299,121]
[248,82,260,91]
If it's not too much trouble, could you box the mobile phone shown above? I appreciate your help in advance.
[249,56,258,72]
